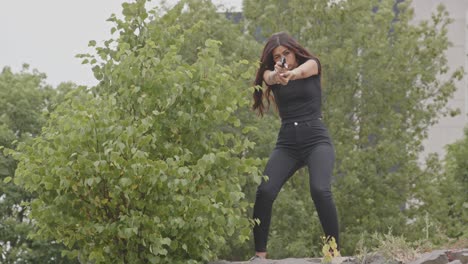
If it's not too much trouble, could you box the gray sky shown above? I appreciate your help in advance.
[0,0,242,87]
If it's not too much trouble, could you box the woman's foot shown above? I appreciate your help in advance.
[249,255,262,261]
[249,252,266,261]
[255,252,267,258]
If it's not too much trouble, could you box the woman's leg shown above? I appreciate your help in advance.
[305,143,340,248]
[253,148,301,254]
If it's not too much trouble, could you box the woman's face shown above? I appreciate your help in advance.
[272,45,298,69]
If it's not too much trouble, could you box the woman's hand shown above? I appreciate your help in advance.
[263,61,288,86]
[276,59,319,85]
[264,59,317,86]
[274,60,289,85]
[279,68,299,83]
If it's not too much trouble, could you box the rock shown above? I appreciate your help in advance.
[359,253,400,264]
[269,258,322,264]
[208,258,322,264]
[208,257,353,264]
[447,249,468,264]
[209,249,468,264]
[408,250,448,264]
[332,257,358,264]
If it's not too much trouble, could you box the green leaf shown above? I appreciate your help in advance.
[119,177,132,187]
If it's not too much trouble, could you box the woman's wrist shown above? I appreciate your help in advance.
[269,70,277,84]
[291,68,301,80]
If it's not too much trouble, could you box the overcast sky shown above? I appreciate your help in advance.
[0,0,242,87]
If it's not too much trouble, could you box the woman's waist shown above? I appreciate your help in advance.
[280,116,323,128]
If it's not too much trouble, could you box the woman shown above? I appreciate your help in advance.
[250,32,339,260]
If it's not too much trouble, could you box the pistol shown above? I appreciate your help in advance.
[280,57,286,68]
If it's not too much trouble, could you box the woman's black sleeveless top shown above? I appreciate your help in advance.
[271,63,322,124]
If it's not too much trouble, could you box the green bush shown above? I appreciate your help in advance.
[12,1,263,263]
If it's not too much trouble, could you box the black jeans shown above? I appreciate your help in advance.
[253,119,339,252]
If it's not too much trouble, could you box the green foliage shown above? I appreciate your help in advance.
[13,1,263,263]
[0,65,77,263]
[0,65,50,144]
[321,236,339,264]
[442,128,468,238]
[407,128,468,244]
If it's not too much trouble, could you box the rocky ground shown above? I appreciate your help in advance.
[208,248,468,264]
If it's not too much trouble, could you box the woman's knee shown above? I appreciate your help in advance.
[256,184,279,203]
[309,185,333,201]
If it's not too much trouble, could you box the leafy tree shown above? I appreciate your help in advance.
[243,0,463,256]
[407,128,468,244]
[441,128,468,239]
[0,65,77,263]
[12,1,263,263]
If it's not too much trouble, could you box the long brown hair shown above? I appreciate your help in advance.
[252,32,319,116]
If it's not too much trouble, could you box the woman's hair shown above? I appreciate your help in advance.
[252,31,319,116]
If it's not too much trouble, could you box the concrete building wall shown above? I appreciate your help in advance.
[411,0,468,159]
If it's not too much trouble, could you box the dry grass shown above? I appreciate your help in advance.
[374,233,421,263]
[354,231,439,263]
